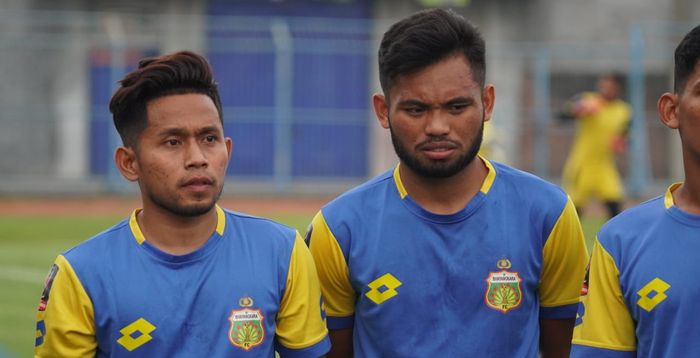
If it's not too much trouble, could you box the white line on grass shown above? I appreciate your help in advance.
[0,266,46,284]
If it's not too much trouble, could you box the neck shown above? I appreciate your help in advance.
[399,157,488,215]
[675,151,700,215]
[137,203,219,255]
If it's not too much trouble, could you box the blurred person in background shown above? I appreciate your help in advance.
[572,24,700,356]
[34,51,329,357]
[306,8,588,358]
[561,74,631,219]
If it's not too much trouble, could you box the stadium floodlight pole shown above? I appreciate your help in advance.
[103,13,128,193]
[627,25,650,197]
[534,47,552,179]
[271,18,293,193]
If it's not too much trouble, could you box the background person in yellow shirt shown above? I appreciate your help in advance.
[561,74,631,218]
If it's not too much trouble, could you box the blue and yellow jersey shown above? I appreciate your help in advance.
[308,157,588,357]
[572,183,700,357]
[35,206,330,358]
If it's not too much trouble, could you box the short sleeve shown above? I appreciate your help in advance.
[571,239,636,356]
[307,211,356,329]
[35,255,97,357]
[275,233,330,358]
[539,197,589,318]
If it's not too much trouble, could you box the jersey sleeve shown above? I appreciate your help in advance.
[539,197,589,318]
[35,255,96,357]
[275,233,330,358]
[307,210,356,330]
[571,238,636,357]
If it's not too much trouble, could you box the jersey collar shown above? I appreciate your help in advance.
[129,205,226,245]
[663,183,682,209]
[393,155,496,199]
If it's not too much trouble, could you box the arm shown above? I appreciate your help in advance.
[571,239,636,357]
[35,255,96,357]
[540,318,575,358]
[307,211,357,358]
[328,328,353,358]
[539,198,589,355]
[275,234,331,358]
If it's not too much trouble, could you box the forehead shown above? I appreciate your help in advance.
[145,93,221,131]
[389,55,480,102]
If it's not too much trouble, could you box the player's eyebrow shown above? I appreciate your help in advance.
[396,99,429,107]
[195,125,222,136]
[156,125,221,138]
[157,127,187,138]
[443,97,473,106]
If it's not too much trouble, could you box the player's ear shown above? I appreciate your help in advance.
[115,146,139,182]
[225,137,233,159]
[482,84,495,123]
[657,92,679,129]
[373,93,391,129]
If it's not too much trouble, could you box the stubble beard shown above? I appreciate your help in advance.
[389,116,484,179]
[147,182,224,218]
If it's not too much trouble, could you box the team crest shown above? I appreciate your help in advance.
[228,297,265,351]
[485,258,523,313]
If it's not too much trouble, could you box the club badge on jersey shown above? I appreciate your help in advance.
[228,296,265,351]
[484,258,523,313]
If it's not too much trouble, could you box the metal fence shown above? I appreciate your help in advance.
[0,8,693,196]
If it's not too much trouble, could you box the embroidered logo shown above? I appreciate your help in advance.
[485,258,523,313]
[637,278,670,312]
[228,297,265,351]
[116,318,156,351]
[366,273,402,305]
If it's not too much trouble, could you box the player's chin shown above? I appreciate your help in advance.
[177,200,217,217]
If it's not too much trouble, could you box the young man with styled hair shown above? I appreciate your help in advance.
[34,51,329,357]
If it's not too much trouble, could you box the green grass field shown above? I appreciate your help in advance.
[0,214,604,357]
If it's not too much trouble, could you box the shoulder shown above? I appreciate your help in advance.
[321,168,395,219]
[61,218,132,268]
[223,209,297,245]
[491,162,569,210]
[597,195,665,259]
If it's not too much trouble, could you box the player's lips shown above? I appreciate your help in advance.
[418,141,458,160]
[181,176,214,191]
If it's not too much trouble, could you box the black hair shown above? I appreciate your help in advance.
[108,51,223,147]
[674,24,700,93]
[378,8,486,95]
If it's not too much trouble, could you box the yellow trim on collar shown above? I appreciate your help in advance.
[128,205,226,245]
[393,164,408,199]
[392,155,496,199]
[215,205,225,235]
[479,155,496,194]
[129,209,146,245]
[664,183,683,209]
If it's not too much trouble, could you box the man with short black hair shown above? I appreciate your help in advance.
[307,8,588,358]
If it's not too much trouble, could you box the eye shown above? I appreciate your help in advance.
[448,103,469,113]
[204,135,217,143]
[404,106,426,116]
[165,139,180,146]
